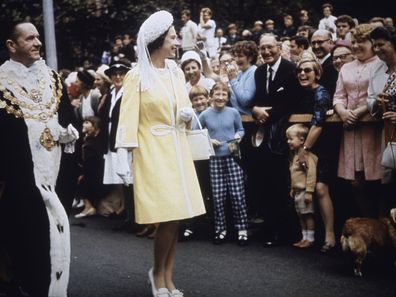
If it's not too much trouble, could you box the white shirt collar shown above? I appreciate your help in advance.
[268,56,282,75]
[319,53,331,65]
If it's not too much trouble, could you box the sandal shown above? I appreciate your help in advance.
[292,240,305,247]
[298,240,314,248]
[320,242,335,253]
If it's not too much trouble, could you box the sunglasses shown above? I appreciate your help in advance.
[311,39,330,46]
[297,67,314,74]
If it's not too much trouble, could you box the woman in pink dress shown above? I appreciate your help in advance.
[334,24,384,217]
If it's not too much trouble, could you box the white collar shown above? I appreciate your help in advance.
[319,53,331,65]
[268,56,281,74]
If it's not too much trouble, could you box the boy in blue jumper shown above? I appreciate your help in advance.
[199,82,249,246]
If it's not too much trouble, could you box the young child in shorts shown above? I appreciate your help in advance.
[286,124,318,248]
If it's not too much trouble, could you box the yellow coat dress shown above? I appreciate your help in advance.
[116,60,206,224]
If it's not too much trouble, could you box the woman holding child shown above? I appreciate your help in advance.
[296,58,335,251]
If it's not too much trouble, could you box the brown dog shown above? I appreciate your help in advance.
[340,209,396,277]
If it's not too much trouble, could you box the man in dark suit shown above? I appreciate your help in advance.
[311,29,338,97]
[251,35,302,246]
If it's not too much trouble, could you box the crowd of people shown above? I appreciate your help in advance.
[1,3,396,297]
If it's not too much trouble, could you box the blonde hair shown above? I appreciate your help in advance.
[201,7,212,16]
[210,81,230,97]
[297,58,323,80]
[350,23,375,42]
[286,124,309,139]
[189,85,209,101]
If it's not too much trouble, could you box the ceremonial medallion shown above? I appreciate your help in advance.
[40,127,56,151]
[30,89,42,102]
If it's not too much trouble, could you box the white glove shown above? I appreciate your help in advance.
[391,208,396,224]
[179,107,194,123]
[234,132,242,143]
[59,124,79,143]
[59,124,79,153]
[116,148,131,186]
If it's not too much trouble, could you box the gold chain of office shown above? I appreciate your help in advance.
[0,71,63,122]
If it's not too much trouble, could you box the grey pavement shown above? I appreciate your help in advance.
[68,214,396,297]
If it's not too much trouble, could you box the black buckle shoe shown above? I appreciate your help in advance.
[213,231,226,245]
[237,234,248,246]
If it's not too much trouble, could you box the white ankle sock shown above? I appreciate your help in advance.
[217,230,227,238]
[302,229,308,240]
[238,230,247,236]
[307,230,315,242]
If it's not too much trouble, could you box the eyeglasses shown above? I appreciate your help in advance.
[332,53,352,61]
[311,39,330,46]
[297,67,314,74]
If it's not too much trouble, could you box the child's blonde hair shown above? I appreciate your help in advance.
[286,123,308,139]
[210,81,230,97]
[189,85,209,101]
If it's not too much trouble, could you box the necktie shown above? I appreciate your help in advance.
[267,67,273,93]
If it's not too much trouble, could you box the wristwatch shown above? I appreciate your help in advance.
[303,145,310,151]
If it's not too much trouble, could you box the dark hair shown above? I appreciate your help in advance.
[181,59,201,71]
[370,26,396,49]
[84,116,101,131]
[297,25,315,40]
[181,9,191,17]
[2,21,32,50]
[290,35,310,50]
[322,3,333,11]
[147,27,171,55]
[335,15,356,29]
[232,40,258,64]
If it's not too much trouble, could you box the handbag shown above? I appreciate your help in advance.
[379,91,396,169]
[381,142,396,169]
[186,113,215,161]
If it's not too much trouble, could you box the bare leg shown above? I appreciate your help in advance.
[153,221,179,290]
[164,225,179,291]
[305,214,315,232]
[316,182,335,245]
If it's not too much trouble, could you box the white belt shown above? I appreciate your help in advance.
[150,124,185,136]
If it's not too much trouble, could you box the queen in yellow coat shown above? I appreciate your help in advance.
[116,12,206,295]
[116,60,206,224]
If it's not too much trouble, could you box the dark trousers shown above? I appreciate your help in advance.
[253,144,299,242]
[240,122,262,217]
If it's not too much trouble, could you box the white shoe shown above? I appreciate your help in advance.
[72,198,79,208]
[74,208,96,218]
[148,268,170,297]
[170,289,184,297]
[76,199,85,208]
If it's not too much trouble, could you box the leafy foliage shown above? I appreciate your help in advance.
[0,0,393,69]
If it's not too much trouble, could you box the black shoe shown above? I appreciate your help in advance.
[179,228,194,242]
[237,234,249,246]
[213,231,226,245]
